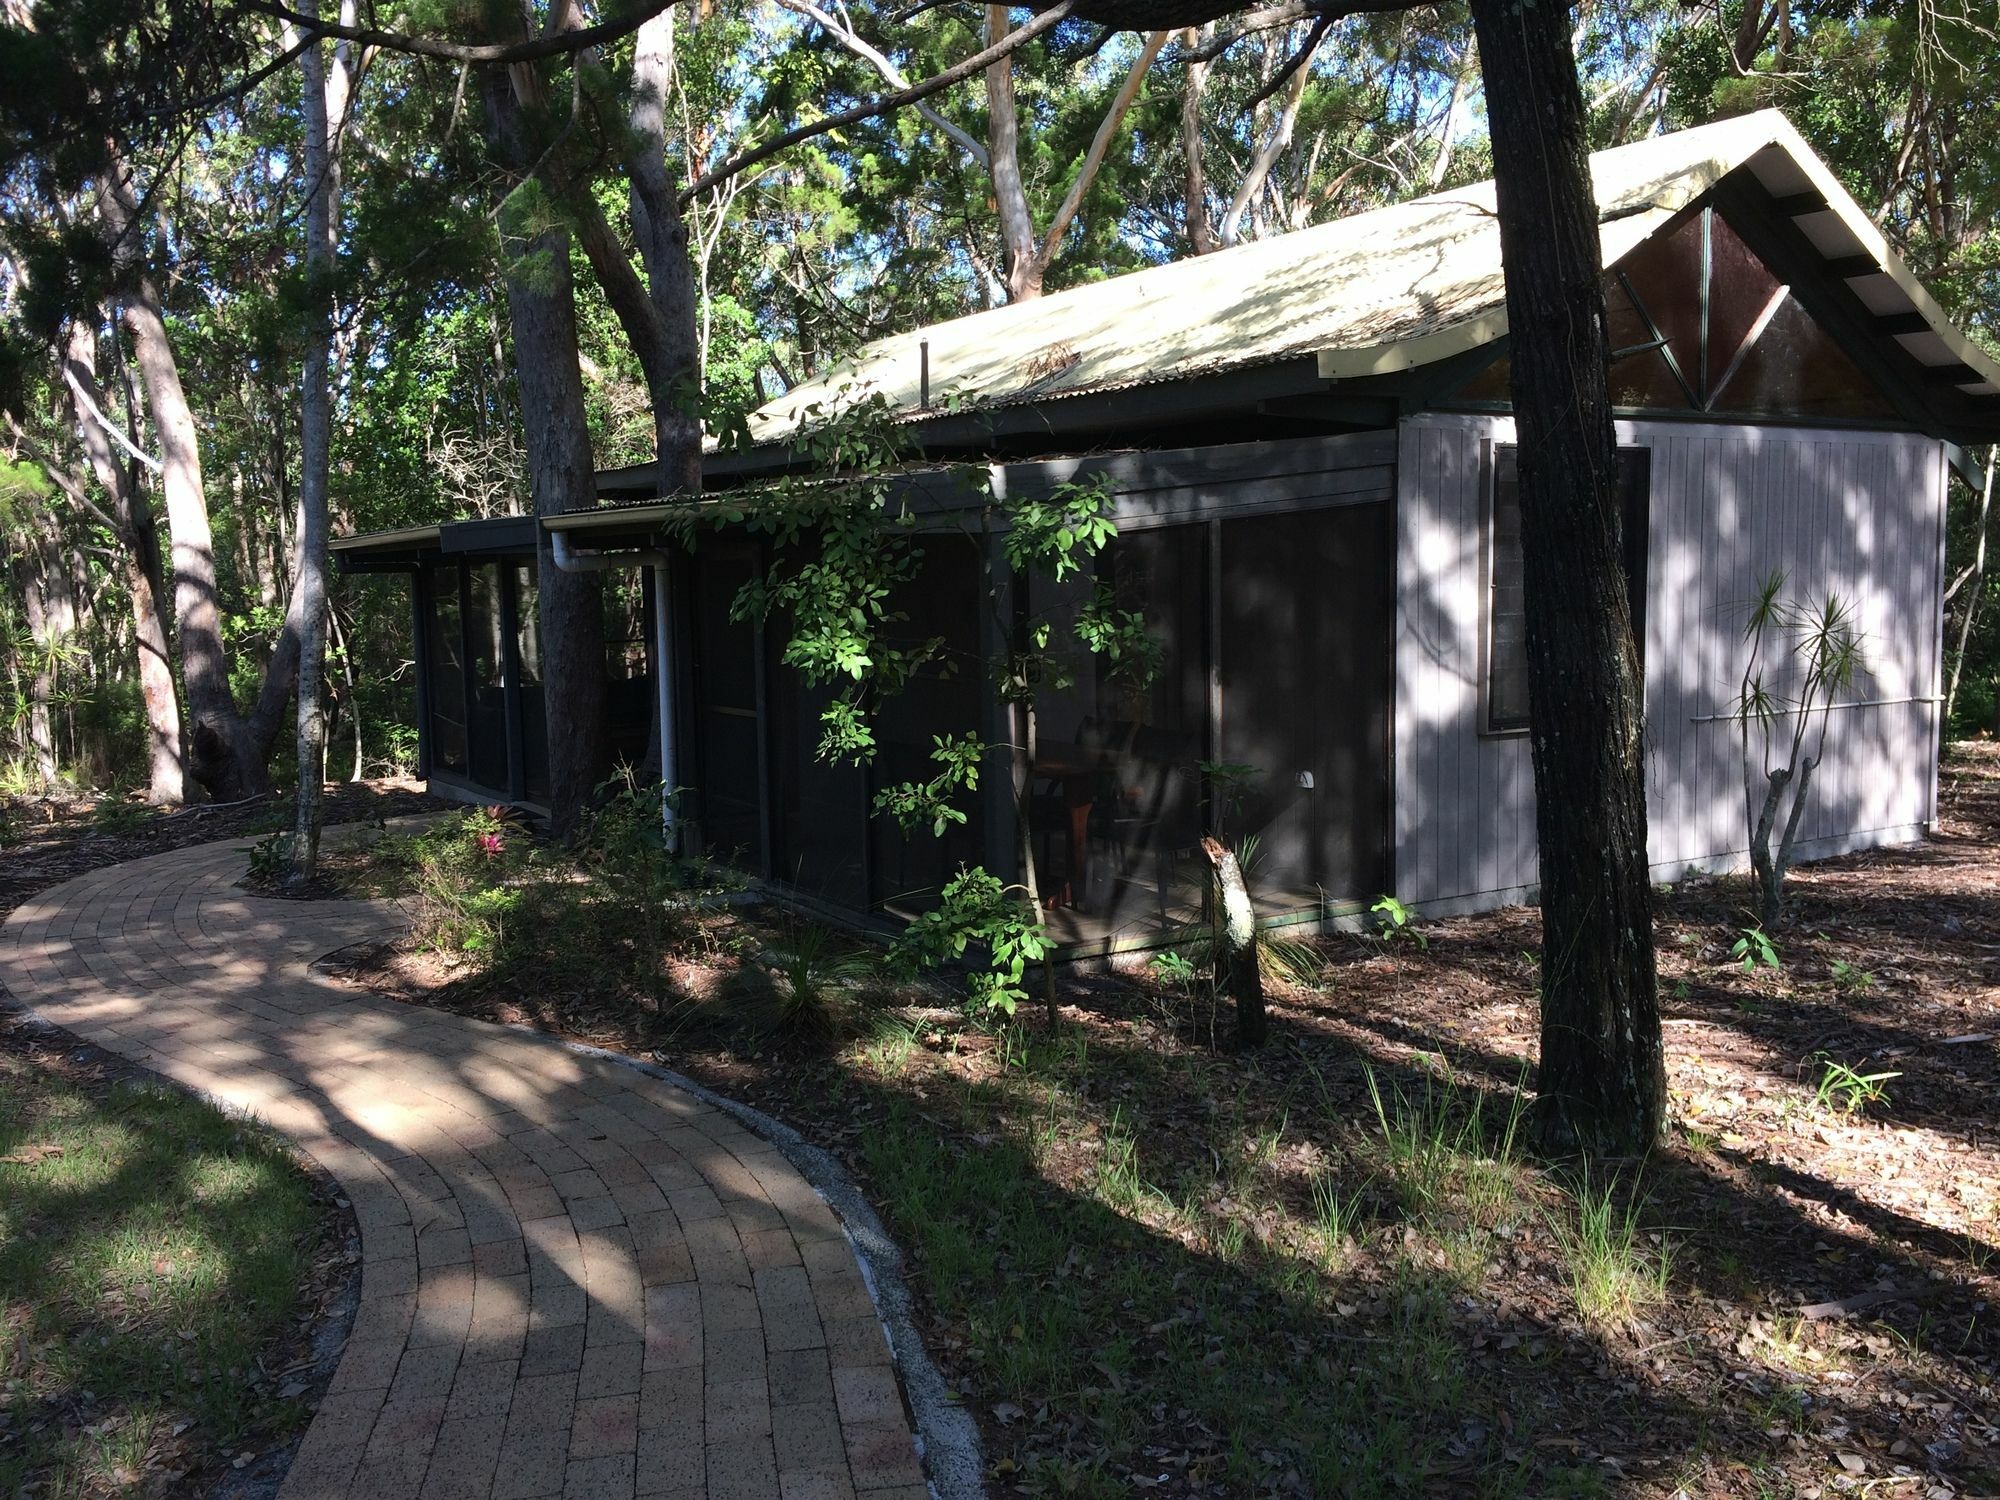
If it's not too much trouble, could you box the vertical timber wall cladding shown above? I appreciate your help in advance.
[1395,411,1948,913]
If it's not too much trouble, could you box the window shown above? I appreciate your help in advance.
[1483,445,1651,734]
[1451,206,1895,423]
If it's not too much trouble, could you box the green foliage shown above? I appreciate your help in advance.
[1730,925,1780,973]
[1149,947,1197,988]
[1736,573,1867,924]
[891,866,1051,1016]
[1828,958,1878,993]
[1811,1054,1900,1116]
[1369,893,1427,950]
[753,918,879,1044]
[0,456,51,531]
[86,798,153,838]
[246,829,292,884]
[1003,480,1119,580]
[872,733,982,837]
[408,806,527,957]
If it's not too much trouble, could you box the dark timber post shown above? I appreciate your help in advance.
[411,567,434,780]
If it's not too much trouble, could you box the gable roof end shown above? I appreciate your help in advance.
[742,110,1998,447]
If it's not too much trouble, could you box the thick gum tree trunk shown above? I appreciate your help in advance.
[1469,0,1665,1153]
[98,148,268,803]
[481,66,608,840]
[61,318,184,804]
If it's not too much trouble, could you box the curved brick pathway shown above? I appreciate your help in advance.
[0,836,926,1500]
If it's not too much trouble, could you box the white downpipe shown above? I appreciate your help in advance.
[548,529,679,851]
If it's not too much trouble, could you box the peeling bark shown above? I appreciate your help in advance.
[62,318,183,804]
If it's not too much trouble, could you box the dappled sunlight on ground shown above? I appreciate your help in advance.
[314,746,2000,1495]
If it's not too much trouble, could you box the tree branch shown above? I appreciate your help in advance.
[1240,13,1329,113]
[1037,29,1171,264]
[777,0,991,167]
[61,365,162,474]
[680,0,1077,203]
[233,0,680,64]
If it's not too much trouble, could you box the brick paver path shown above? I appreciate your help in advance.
[0,837,927,1500]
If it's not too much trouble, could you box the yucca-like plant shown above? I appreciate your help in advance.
[1736,572,1864,927]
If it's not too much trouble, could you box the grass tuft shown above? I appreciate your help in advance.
[1361,1062,1528,1226]
[1549,1167,1671,1331]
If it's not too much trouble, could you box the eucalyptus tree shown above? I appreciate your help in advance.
[287,0,359,883]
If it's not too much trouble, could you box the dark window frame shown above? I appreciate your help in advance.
[1480,441,1652,737]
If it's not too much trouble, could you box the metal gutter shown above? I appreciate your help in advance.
[328,525,440,554]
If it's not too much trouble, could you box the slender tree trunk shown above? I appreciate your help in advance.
[1429,35,1476,190]
[1181,27,1217,253]
[97,145,267,802]
[10,536,60,787]
[61,318,184,803]
[985,6,1043,301]
[289,5,355,886]
[481,66,607,839]
[1470,0,1664,1152]
[1944,448,1996,729]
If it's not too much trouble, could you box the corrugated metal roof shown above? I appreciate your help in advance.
[746,109,2000,443]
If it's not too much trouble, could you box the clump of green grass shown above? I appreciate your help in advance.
[1361,1062,1528,1226]
[0,1050,330,1497]
[1549,1168,1671,1331]
[745,919,878,1043]
[1310,1172,1368,1265]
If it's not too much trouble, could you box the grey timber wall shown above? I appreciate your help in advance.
[1395,412,1949,914]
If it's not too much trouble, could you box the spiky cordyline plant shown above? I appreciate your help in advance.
[1735,571,1864,927]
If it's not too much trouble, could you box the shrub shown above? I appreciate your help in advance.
[408,807,525,956]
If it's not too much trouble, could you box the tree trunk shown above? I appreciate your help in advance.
[1943,447,1995,728]
[1181,27,1217,253]
[625,8,706,502]
[985,5,1043,302]
[61,317,184,803]
[289,5,354,887]
[1469,0,1664,1153]
[1429,35,1476,191]
[9,533,60,787]
[481,67,607,839]
[1200,836,1266,1047]
[97,145,267,802]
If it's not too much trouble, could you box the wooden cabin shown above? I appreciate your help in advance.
[335,110,2000,950]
